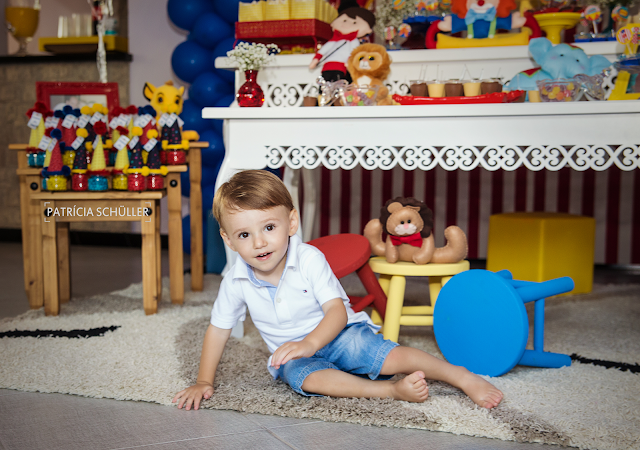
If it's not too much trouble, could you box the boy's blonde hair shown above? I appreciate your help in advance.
[213,170,294,227]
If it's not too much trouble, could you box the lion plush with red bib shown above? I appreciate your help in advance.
[363,197,468,265]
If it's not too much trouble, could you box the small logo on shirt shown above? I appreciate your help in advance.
[303,290,308,293]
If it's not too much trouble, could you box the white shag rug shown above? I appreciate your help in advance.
[0,274,638,450]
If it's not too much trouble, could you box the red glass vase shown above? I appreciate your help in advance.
[236,70,264,107]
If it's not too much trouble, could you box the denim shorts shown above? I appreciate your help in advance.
[276,322,399,396]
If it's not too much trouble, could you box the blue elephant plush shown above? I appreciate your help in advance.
[506,37,612,92]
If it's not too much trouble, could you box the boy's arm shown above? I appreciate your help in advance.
[172,324,232,411]
[271,298,347,369]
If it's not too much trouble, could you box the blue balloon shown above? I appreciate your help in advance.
[213,0,241,24]
[167,0,214,31]
[212,38,237,83]
[206,215,227,274]
[199,129,225,169]
[180,99,212,134]
[189,72,230,108]
[172,41,213,83]
[180,170,190,197]
[182,214,208,255]
[211,94,235,135]
[192,12,233,49]
[201,166,220,190]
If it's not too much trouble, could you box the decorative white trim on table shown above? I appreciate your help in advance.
[265,145,640,172]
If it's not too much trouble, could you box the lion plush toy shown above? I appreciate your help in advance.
[363,197,468,264]
[347,43,394,106]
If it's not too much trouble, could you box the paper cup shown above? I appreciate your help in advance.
[463,81,482,97]
[445,80,464,97]
[528,90,541,102]
[427,81,445,98]
[481,79,503,95]
[410,81,428,97]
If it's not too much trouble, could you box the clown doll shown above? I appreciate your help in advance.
[437,0,526,39]
[308,0,376,83]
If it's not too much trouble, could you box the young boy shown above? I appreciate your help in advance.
[172,170,503,411]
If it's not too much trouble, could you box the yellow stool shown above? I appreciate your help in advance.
[368,256,470,342]
[487,212,595,295]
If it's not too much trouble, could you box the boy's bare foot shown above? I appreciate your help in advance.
[390,371,429,402]
[459,370,503,409]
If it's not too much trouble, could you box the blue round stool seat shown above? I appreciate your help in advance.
[433,270,529,377]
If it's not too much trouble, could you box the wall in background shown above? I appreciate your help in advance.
[128,0,187,106]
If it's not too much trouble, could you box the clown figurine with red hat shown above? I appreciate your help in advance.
[125,126,148,191]
[41,129,71,191]
[308,0,376,84]
[111,127,130,190]
[86,122,110,191]
[144,128,168,190]
[71,128,89,191]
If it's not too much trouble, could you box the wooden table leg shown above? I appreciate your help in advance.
[156,199,162,303]
[57,222,71,303]
[189,146,203,292]
[42,201,59,316]
[166,172,183,304]
[141,200,159,315]
[27,176,44,309]
[17,150,30,293]
[382,275,406,343]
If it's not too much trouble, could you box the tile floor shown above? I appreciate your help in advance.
[1,241,638,450]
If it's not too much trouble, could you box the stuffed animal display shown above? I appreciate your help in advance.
[506,37,612,91]
[308,0,376,84]
[347,43,394,106]
[363,197,468,265]
[438,0,526,39]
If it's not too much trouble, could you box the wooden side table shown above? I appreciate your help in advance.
[11,142,205,313]
[34,191,164,315]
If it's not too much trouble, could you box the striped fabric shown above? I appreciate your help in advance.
[300,167,639,265]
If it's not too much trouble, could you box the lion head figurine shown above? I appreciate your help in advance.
[380,198,433,240]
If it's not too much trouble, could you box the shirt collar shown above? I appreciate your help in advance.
[232,233,302,285]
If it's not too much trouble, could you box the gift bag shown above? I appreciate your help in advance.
[239,0,265,22]
[265,0,290,20]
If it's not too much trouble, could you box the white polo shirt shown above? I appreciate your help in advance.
[210,234,379,360]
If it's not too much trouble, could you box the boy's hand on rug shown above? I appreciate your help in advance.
[172,382,214,411]
[271,340,317,369]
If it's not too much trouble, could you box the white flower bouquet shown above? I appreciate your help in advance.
[226,42,280,71]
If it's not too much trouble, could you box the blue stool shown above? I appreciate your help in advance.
[433,269,573,377]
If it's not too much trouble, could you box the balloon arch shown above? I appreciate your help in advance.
[167,0,242,273]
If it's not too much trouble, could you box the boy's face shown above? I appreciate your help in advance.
[220,206,299,282]
[331,13,372,38]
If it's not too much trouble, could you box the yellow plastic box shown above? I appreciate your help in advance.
[239,1,266,22]
[487,212,595,294]
[265,0,290,21]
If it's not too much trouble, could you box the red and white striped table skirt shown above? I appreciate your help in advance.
[302,166,639,265]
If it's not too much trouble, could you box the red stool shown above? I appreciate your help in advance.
[308,233,387,320]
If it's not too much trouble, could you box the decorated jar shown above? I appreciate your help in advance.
[147,173,164,190]
[127,173,147,191]
[27,150,45,167]
[166,150,186,165]
[46,175,67,192]
[112,173,128,190]
[71,173,88,191]
[88,174,109,191]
